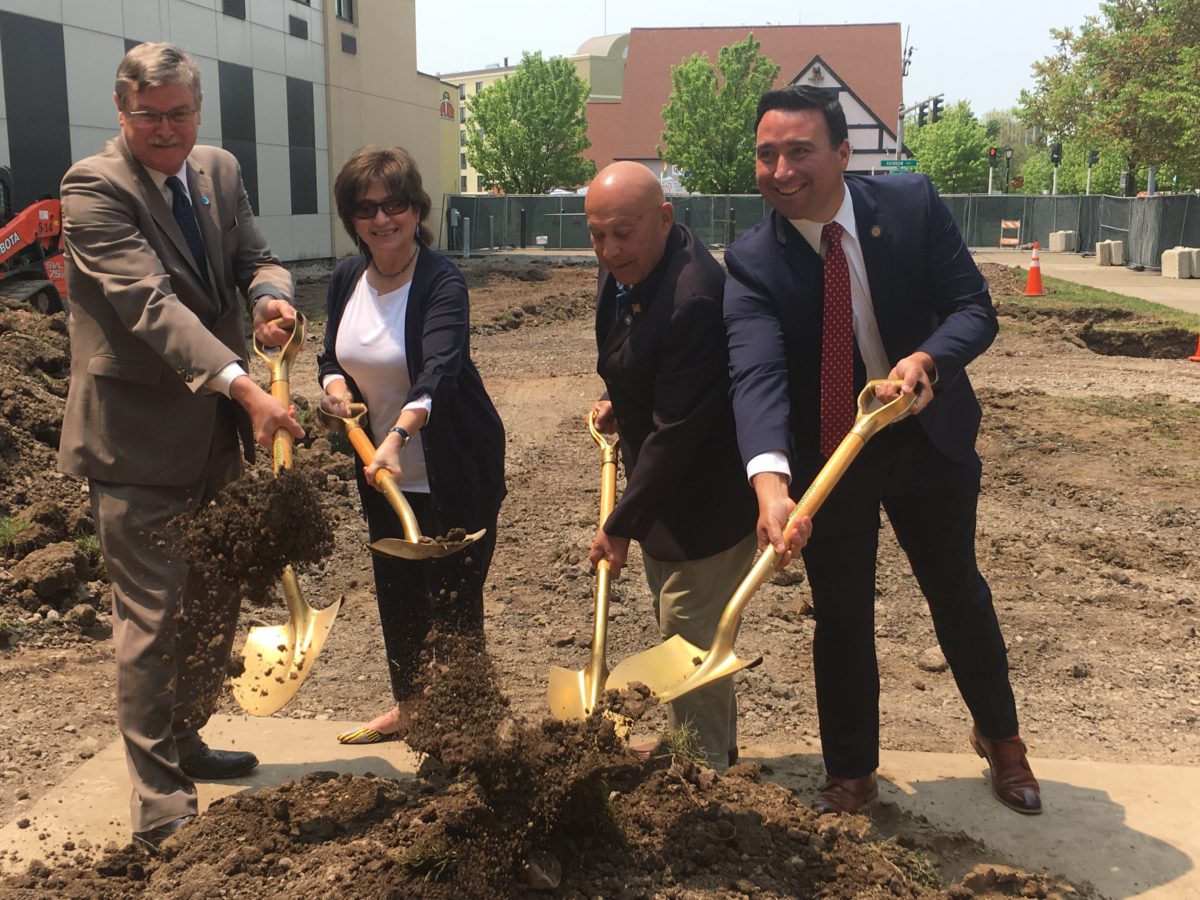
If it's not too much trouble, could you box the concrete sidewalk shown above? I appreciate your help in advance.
[0,716,1195,898]
[971,248,1200,317]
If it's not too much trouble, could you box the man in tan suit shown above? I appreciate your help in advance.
[57,42,304,853]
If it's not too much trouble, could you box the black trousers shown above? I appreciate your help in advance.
[357,473,497,701]
[796,416,1019,778]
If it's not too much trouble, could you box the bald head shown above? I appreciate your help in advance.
[585,162,674,287]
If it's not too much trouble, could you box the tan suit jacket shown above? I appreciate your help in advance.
[57,137,291,485]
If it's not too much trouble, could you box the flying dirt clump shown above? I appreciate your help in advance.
[168,467,333,606]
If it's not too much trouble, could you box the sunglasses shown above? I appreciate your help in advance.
[353,197,411,219]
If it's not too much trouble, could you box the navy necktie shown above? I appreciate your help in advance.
[165,175,210,286]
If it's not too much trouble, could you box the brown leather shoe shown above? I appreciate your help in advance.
[970,727,1043,815]
[812,772,878,815]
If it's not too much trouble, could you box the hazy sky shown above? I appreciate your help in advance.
[414,0,1105,116]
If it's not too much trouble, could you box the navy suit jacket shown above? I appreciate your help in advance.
[724,174,997,471]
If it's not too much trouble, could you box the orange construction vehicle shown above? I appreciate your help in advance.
[0,166,67,314]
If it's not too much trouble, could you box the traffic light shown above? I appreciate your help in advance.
[1049,142,1063,165]
[931,95,943,123]
[988,146,998,168]
[1087,149,1100,167]
[917,103,927,127]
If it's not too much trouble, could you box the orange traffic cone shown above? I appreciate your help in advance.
[1188,333,1200,362]
[1024,242,1044,297]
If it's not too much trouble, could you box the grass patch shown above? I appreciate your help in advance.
[1006,275,1200,331]
[1048,394,1200,438]
[0,515,31,556]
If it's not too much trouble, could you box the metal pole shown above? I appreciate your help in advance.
[1052,166,1058,196]
[520,207,527,249]
[489,214,494,249]
[895,102,904,161]
[727,205,736,245]
[1086,167,1092,196]
[1147,165,1157,196]
[463,217,471,260]
[988,168,994,195]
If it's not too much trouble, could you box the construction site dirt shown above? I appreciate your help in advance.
[0,255,1197,897]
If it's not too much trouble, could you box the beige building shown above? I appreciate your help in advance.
[321,0,460,255]
[0,0,459,258]
[441,34,628,194]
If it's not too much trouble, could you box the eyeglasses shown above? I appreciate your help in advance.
[124,106,198,129]
[352,197,411,219]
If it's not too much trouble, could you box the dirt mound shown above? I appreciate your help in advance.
[2,631,1087,899]
[169,467,333,608]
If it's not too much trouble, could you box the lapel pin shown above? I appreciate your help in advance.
[201,196,210,206]
[870,225,882,238]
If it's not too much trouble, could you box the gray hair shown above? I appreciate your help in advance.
[115,42,203,109]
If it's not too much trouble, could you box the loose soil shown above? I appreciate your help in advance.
[0,255,1197,898]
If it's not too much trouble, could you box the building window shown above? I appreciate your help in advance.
[474,175,482,193]
[222,0,246,19]
[475,81,483,94]
[459,107,466,123]
[460,175,467,192]
[335,0,353,23]
[287,15,308,39]
[458,84,465,100]
[292,0,310,5]
[460,153,467,169]
[459,130,466,146]
[341,33,357,54]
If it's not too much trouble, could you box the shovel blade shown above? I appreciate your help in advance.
[656,650,761,704]
[231,572,345,716]
[369,528,487,560]
[605,634,707,698]
[547,666,591,720]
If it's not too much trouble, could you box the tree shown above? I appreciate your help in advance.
[903,101,990,194]
[1019,0,1200,190]
[465,52,595,194]
[659,34,781,194]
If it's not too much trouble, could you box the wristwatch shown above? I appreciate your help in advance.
[390,425,411,447]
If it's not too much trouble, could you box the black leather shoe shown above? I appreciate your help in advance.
[132,814,195,854]
[180,746,258,780]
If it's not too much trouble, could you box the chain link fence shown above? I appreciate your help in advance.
[444,191,1200,270]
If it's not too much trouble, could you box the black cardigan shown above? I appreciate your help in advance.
[595,224,757,561]
[317,251,506,532]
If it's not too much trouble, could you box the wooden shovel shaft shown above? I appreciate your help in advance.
[344,424,423,543]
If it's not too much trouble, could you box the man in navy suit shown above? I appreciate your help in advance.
[724,85,1040,815]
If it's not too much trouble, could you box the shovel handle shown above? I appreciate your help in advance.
[343,423,423,543]
[584,410,621,709]
[256,313,306,476]
[713,381,916,655]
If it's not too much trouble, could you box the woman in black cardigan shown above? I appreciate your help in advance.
[317,146,505,743]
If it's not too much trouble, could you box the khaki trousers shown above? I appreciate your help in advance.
[643,531,757,770]
[90,432,241,832]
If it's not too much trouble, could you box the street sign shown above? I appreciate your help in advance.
[880,159,917,168]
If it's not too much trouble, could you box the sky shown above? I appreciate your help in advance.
[414,0,1105,116]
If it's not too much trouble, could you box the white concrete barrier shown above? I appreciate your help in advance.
[1096,241,1113,266]
[1049,230,1078,252]
[1162,247,1192,279]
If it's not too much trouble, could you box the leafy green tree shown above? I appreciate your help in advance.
[659,34,781,193]
[1019,0,1200,190]
[465,52,595,194]
[903,101,990,194]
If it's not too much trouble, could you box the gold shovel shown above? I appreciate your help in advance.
[231,313,345,716]
[547,410,620,719]
[316,403,485,559]
[606,380,916,704]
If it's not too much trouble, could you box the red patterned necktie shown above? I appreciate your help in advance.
[819,221,854,457]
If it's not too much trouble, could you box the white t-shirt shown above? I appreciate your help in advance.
[333,273,430,492]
